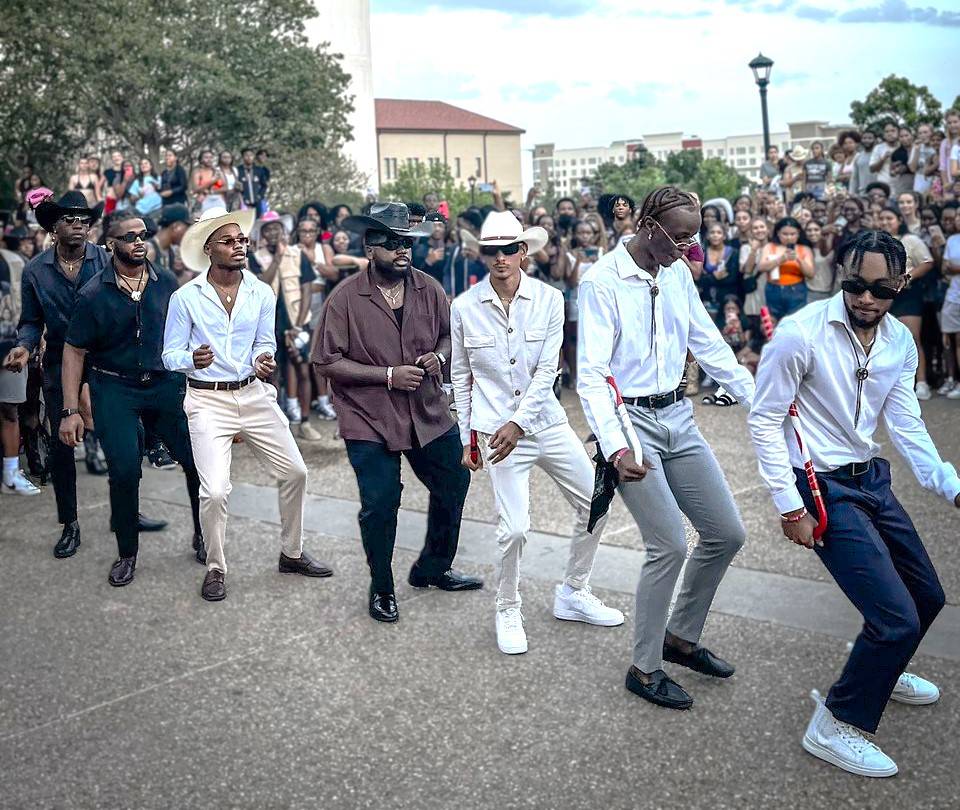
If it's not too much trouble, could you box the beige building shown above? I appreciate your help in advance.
[375,99,525,203]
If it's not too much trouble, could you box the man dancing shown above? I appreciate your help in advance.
[452,211,623,654]
[163,207,333,601]
[313,202,481,623]
[748,230,955,777]
[578,186,754,709]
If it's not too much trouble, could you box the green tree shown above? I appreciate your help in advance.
[590,158,666,204]
[694,158,748,202]
[663,150,703,187]
[850,75,943,131]
[0,0,355,198]
[380,162,496,214]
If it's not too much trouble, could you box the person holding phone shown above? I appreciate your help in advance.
[163,207,333,602]
[758,217,815,320]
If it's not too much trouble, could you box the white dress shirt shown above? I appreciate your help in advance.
[577,242,755,458]
[162,268,277,381]
[748,293,960,514]
[450,272,566,445]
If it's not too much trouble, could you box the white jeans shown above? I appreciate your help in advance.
[484,422,604,610]
[183,379,308,573]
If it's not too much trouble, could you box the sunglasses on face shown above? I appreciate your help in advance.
[840,277,902,300]
[369,236,414,251]
[60,215,91,226]
[212,236,250,248]
[114,230,148,244]
[480,242,523,257]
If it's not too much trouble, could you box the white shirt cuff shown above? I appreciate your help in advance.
[772,486,805,515]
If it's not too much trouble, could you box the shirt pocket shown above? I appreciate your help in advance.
[464,333,497,370]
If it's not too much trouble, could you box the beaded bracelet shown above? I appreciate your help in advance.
[780,507,809,523]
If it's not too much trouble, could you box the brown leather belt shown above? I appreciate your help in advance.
[187,376,255,391]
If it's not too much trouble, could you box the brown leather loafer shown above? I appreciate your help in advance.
[201,569,226,601]
[279,551,333,578]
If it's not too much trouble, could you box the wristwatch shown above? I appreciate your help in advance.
[435,352,446,366]
[60,408,80,418]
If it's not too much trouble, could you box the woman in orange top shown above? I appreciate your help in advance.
[757,216,815,320]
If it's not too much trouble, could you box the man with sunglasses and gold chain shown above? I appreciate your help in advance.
[58,211,204,586]
[578,186,755,710]
[749,229,958,778]
[313,202,480,624]
[163,207,333,602]
[452,211,624,655]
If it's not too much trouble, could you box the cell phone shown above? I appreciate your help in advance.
[477,182,495,193]
[584,246,599,260]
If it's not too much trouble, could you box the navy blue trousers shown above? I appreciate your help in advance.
[795,458,945,733]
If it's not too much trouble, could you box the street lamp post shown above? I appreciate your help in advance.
[749,53,774,155]
[468,175,476,205]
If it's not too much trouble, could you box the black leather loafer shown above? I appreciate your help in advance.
[369,590,398,623]
[625,667,693,710]
[408,567,483,591]
[108,556,137,587]
[137,513,168,532]
[279,551,333,577]
[193,532,207,564]
[54,521,81,558]
[201,570,226,601]
[663,643,735,679]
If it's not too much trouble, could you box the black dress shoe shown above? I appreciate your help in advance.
[369,589,398,623]
[201,570,226,601]
[279,551,333,577]
[54,521,81,558]
[625,667,693,710]
[408,567,483,591]
[193,532,207,564]
[137,513,168,532]
[108,556,137,587]
[663,643,735,679]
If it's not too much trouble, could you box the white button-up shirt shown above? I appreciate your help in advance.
[748,293,960,514]
[577,242,755,458]
[161,269,277,381]
[450,272,566,445]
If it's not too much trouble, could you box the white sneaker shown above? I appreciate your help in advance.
[496,608,528,655]
[1,469,41,496]
[915,381,932,400]
[286,398,303,423]
[296,421,323,442]
[937,377,956,396]
[947,386,960,400]
[316,401,337,421]
[891,672,940,705]
[553,585,624,626]
[802,690,898,777]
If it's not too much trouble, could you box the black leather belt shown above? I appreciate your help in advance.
[623,390,685,409]
[187,376,255,391]
[90,366,160,384]
[825,460,872,479]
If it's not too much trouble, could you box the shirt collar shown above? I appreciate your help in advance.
[103,260,159,286]
[197,267,257,291]
[613,241,658,281]
[477,271,532,302]
[356,267,425,296]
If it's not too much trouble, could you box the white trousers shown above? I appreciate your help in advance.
[484,422,605,610]
[183,379,308,573]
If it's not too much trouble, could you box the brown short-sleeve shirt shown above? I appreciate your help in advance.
[312,267,454,451]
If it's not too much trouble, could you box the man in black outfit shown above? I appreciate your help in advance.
[160,150,188,208]
[3,193,167,558]
[59,212,205,586]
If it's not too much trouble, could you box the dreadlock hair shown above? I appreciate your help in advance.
[838,230,907,279]
[636,186,699,229]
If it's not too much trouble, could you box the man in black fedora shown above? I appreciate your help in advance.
[313,202,482,623]
[2,192,166,558]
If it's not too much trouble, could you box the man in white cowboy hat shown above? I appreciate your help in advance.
[247,211,321,441]
[451,210,624,655]
[162,207,333,602]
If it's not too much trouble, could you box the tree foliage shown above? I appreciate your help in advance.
[850,75,944,131]
[380,162,497,214]
[0,0,356,197]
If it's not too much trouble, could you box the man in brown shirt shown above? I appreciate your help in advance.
[313,203,481,623]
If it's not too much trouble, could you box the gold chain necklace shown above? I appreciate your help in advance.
[209,278,240,304]
[377,282,404,307]
[118,268,146,301]
[57,250,82,276]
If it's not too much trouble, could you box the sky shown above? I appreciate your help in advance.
[368,0,960,151]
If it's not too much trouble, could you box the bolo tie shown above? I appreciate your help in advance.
[645,280,659,350]
[843,329,875,428]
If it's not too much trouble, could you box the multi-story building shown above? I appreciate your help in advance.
[533,140,644,196]
[375,99,525,203]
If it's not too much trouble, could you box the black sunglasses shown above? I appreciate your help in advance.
[480,242,523,257]
[840,277,901,300]
[368,235,414,251]
[60,215,92,225]
[114,230,148,244]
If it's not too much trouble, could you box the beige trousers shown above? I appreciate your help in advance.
[183,379,308,573]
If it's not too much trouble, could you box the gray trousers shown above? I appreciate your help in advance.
[618,398,746,672]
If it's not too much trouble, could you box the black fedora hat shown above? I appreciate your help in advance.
[35,191,105,233]
[342,202,433,241]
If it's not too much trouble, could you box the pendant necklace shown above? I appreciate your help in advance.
[377,282,404,308]
[210,279,239,304]
[118,269,146,301]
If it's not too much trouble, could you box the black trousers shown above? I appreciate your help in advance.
[796,458,946,733]
[345,427,470,594]
[42,364,78,525]
[88,370,201,558]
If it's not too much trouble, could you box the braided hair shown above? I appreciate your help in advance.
[838,229,907,279]
[637,186,699,226]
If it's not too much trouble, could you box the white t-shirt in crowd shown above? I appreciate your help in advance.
[944,234,960,305]
[871,142,895,184]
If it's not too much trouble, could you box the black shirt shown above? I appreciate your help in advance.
[160,164,188,206]
[17,243,111,365]
[66,262,178,375]
[237,165,269,207]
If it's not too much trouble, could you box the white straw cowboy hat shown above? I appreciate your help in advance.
[478,210,548,254]
[789,144,810,161]
[180,206,255,273]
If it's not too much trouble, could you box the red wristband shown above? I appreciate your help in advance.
[780,507,809,523]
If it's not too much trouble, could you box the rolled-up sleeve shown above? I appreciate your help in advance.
[161,288,196,373]
[64,294,97,351]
